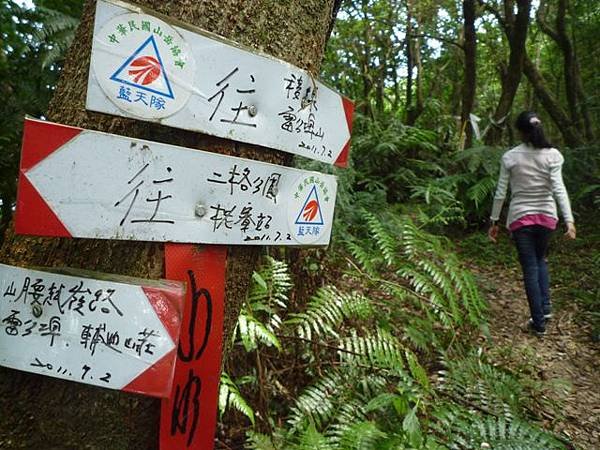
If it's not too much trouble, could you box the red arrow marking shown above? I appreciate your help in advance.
[15,118,81,238]
[16,175,71,237]
[20,118,82,171]
[334,96,355,168]
[123,285,184,398]
[302,199,320,222]
[128,56,161,85]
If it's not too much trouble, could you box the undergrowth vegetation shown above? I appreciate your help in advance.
[217,111,600,449]
[218,216,567,449]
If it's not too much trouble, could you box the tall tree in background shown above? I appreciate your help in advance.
[460,0,477,149]
[404,0,425,125]
[535,0,593,142]
[0,0,339,448]
[482,0,532,145]
[522,52,583,147]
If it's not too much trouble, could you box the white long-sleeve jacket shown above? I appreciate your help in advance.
[490,144,574,227]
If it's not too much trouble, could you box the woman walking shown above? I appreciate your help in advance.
[488,111,576,337]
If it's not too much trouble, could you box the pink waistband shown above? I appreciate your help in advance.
[509,214,558,232]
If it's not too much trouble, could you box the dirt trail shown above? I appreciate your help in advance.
[471,263,600,449]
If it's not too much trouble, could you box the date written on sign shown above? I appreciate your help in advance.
[16,118,337,246]
[0,263,184,398]
[86,0,354,166]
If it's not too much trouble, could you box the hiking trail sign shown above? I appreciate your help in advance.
[160,244,226,450]
[16,118,337,246]
[86,0,354,167]
[0,263,184,398]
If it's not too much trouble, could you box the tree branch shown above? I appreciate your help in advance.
[536,0,560,43]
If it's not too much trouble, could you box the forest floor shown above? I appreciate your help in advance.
[461,224,600,450]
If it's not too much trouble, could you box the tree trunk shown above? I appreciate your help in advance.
[404,0,414,123]
[485,0,531,145]
[0,0,337,449]
[357,0,374,118]
[537,0,594,142]
[461,0,477,149]
[522,53,583,147]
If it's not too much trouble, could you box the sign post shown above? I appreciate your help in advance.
[16,118,338,246]
[0,264,184,398]
[160,244,227,449]
[86,0,354,166]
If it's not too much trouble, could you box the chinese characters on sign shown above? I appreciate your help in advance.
[0,264,184,398]
[17,119,337,246]
[87,0,354,166]
[91,10,196,119]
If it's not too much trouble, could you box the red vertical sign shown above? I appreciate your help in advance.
[160,244,227,450]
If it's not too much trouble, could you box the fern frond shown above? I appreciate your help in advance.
[346,239,379,276]
[219,372,255,425]
[247,256,293,311]
[288,370,346,429]
[436,354,526,418]
[338,329,405,376]
[245,433,275,450]
[237,309,281,352]
[364,211,398,266]
[338,421,388,449]
[291,422,334,450]
[467,175,496,208]
[286,286,373,340]
[433,405,565,450]
[405,350,430,392]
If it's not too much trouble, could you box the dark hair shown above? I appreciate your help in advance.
[515,111,552,149]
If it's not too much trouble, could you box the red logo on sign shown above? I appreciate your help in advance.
[128,56,161,85]
[302,199,320,222]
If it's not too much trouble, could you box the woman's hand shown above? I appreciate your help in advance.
[564,222,576,240]
[488,224,499,243]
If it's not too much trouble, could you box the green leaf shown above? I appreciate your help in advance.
[402,406,422,447]
[252,271,268,291]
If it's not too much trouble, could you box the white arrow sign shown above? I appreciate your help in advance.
[16,118,337,246]
[0,264,184,398]
[86,0,354,167]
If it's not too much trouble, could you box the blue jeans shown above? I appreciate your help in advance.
[512,225,553,331]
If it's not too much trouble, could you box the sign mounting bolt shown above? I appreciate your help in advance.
[195,203,207,218]
[32,304,43,318]
[248,105,257,117]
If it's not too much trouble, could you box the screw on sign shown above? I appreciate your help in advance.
[0,264,185,398]
[15,118,338,246]
[87,0,354,166]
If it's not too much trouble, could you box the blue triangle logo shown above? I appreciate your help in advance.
[110,35,175,99]
[295,185,324,225]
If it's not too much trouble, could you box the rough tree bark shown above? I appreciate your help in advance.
[0,0,338,449]
[482,0,531,145]
[460,0,477,149]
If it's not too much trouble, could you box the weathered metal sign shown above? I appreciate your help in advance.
[16,118,337,246]
[0,263,184,398]
[160,244,226,450]
[86,0,354,167]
